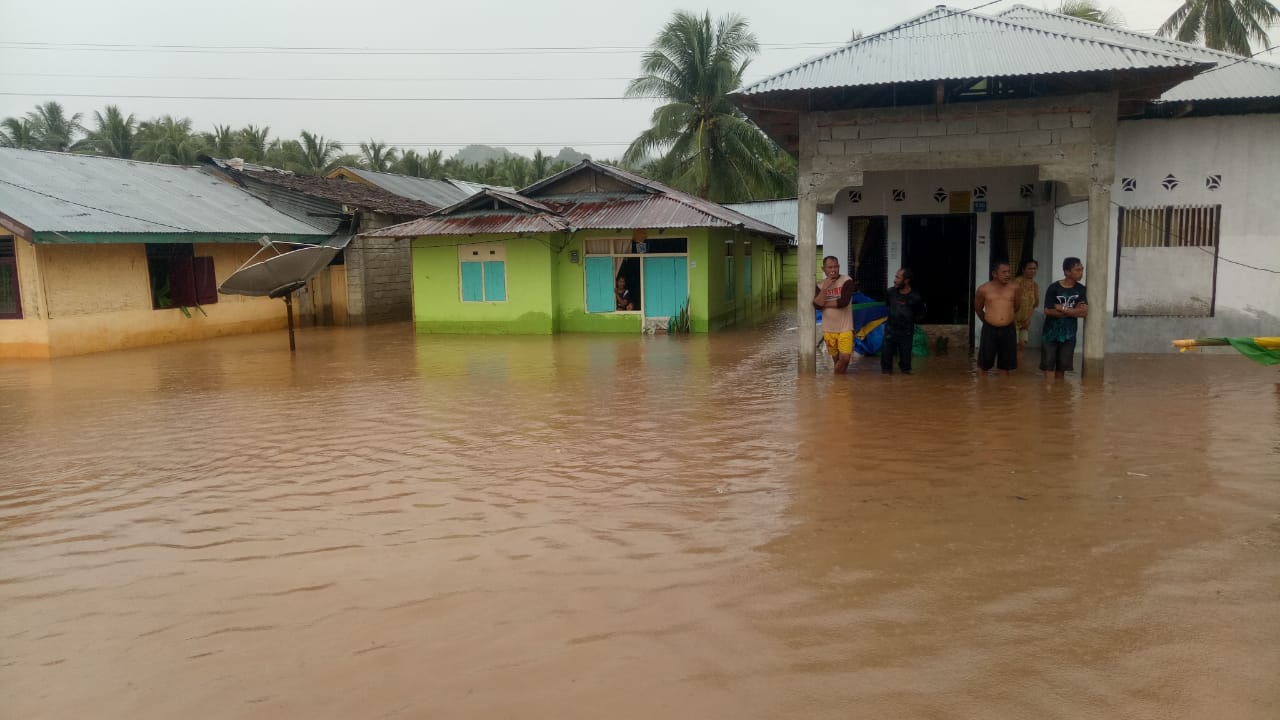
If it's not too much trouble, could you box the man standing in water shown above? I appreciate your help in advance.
[882,267,926,374]
[1041,257,1089,381]
[814,256,856,374]
[974,261,1020,375]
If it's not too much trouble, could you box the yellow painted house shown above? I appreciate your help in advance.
[0,149,329,358]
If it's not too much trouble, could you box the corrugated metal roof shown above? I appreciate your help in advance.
[739,6,1206,96]
[996,5,1280,102]
[529,160,795,239]
[367,211,570,237]
[368,161,793,241]
[723,198,824,247]
[204,159,439,216]
[439,186,559,215]
[338,167,476,208]
[0,148,327,239]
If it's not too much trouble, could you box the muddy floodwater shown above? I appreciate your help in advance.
[2,314,1278,719]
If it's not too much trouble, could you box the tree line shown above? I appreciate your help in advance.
[8,3,1267,203]
[0,101,599,188]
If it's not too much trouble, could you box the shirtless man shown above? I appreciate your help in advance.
[974,261,1020,375]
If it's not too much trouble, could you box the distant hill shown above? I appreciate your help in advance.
[452,144,515,166]
[554,147,591,164]
[449,144,591,166]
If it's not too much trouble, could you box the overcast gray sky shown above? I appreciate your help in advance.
[0,0,1272,160]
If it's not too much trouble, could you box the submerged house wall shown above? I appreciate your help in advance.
[3,242,287,358]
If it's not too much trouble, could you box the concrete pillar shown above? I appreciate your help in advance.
[797,191,818,374]
[1082,182,1111,377]
[1082,91,1117,379]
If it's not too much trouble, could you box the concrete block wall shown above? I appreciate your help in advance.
[806,95,1107,195]
[347,235,412,325]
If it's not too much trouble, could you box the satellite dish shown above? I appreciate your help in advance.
[220,239,348,298]
[220,235,352,351]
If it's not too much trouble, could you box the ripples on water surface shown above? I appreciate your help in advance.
[1,313,1277,719]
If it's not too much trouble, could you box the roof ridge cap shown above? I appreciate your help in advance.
[997,4,1280,69]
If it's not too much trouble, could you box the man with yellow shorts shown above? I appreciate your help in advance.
[814,256,856,374]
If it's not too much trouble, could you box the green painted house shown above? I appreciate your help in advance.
[366,161,793,334]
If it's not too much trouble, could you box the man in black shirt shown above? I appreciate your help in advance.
[882,267,927,374]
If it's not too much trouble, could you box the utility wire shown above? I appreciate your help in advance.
[0,71,637,82]
[0,1,1010,60]
[0,40,848,56]
[1114,200,1279,274]
[1195,44,1280,75]
[1055,199,1275,274]
[0,92,660,102]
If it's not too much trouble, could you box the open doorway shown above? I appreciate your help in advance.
[847,216,888,300]
[901,213,976,346]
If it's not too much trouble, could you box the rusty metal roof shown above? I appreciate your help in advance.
[331,167,476,208]
[367,161,792,241]
[0,148,329,241]
[738,6,1206,96]
[997,5,1280,102]
[204,157,439,216]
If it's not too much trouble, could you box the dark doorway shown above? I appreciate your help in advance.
[990,212,1035,273]
[901,213,976,328]
[847,216,888,300]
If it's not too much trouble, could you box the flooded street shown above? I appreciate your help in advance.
[2,313,1278,719]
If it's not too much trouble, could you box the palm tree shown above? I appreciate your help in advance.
[80,105,138,158]
[530,149,551,180]
[295,130,343,175]
[135,116,200,164]
[1157,0,1280,55]
[1056,1,1123,25]
[359,140,398,172]
[623,11,793,202]
[235,125,272,161]
[26,101,83,152]
[396,149,444,178]
[265,139,304,171]
[208,124,237,157]
[0,117,41,149]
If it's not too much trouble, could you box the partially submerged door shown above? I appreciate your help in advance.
[642,256,689,318]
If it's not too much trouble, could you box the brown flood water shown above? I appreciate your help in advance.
[2,313,1278,719]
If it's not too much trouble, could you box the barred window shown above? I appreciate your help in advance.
[1115,205,1220,318]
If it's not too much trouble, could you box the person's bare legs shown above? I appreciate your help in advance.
[834,353,851,374]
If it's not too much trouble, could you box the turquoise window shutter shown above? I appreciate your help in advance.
[744,256,752,297]
[461,261,483,301]
[483,261,506,301]
[584,257,615,313]
[724,256,735,300]
[643,257,687,318]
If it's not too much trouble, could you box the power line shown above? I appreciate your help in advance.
[1196,44,1280,75]
[0,72,636,83]
[1114,201,1279,274]
[0,40,847,56]
[0,92,661,102]
[335,141,629,147]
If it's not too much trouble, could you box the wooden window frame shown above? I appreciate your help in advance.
[0,236,21,320]
[458,242,508,303]
[145,243,218,310]
[584,237,688,314]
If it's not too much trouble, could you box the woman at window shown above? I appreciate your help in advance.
[615,275,635,311]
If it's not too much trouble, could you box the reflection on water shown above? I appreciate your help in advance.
[2,315,1278,719]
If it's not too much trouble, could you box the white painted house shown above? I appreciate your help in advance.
[733,5,1280,369]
